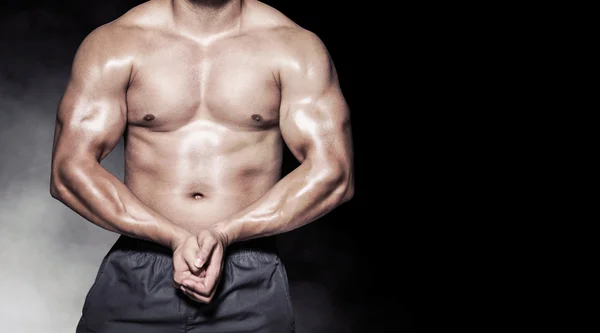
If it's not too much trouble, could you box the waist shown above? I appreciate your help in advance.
[113,235,278,259]
[126,176,278,226]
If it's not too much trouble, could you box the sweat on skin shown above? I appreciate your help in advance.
[50,0,354,304]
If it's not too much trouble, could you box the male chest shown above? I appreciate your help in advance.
[126,36,281,131]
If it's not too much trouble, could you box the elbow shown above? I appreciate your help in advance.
[50,169,67,200]
[50,177,75,202]
[320,163,354,204]
[49,182,61,199]
[338,172,354,203]
[343,177,355,202]
[49,159,84,201]
[50,174,73,203]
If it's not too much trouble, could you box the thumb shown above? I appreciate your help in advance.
[195,235,218,268]
[182,242,201,275]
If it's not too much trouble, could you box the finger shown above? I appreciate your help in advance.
[180,285,202,302]
[180,265,219,298]
[195,233,217,268]
[180,284,211,303]
[173,271,203,289]
[181,279,203,294]
[198,247,224,295]
[181,277,209,296]
[172,254,189,288]
[182,241,202,274]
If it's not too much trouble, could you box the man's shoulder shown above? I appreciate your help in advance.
[112,0,170,31]
[245,0,296,28]
[261,27,329,70]
[94,1,169,38]
[246,3,326,60]
[78,1,166,60]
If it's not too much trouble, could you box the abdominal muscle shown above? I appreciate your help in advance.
[123,123,283,234]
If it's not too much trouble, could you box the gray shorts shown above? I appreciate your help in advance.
[76,235,295,333]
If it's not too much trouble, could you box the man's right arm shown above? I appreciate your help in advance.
[49,24,189,250]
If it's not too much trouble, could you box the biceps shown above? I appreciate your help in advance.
[280,87,351,165]
[54,85,126,163]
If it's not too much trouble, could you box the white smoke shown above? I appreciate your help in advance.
[0,31,120,332]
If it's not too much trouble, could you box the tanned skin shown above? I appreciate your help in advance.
[50,0,353,303]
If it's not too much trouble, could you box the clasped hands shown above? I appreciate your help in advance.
[171,227,230,303]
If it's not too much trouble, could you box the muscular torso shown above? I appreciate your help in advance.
[120,1,292,233]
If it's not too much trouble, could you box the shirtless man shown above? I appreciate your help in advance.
[49,0,353,332]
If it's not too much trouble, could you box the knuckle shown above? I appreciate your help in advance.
[186,246,198,255]
[189,293,204,303]
[186,253,195,260]
[173,273,186,283]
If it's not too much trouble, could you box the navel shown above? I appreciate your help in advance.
[143,114,155,121]
[251,114,262,122]
[191,192,204,200]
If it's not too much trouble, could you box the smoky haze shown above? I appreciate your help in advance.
[0,1,413,332]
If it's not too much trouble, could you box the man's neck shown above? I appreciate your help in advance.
[171,0,245,37]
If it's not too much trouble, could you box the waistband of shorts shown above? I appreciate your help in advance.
[113,235,278,259]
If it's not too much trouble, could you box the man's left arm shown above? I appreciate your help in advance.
[216,30,354,244]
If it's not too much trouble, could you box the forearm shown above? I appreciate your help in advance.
[216,159,353,243]
[50,160,190,250]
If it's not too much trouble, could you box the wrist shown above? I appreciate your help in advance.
[169,226,192,251]
[212,220,240,247]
